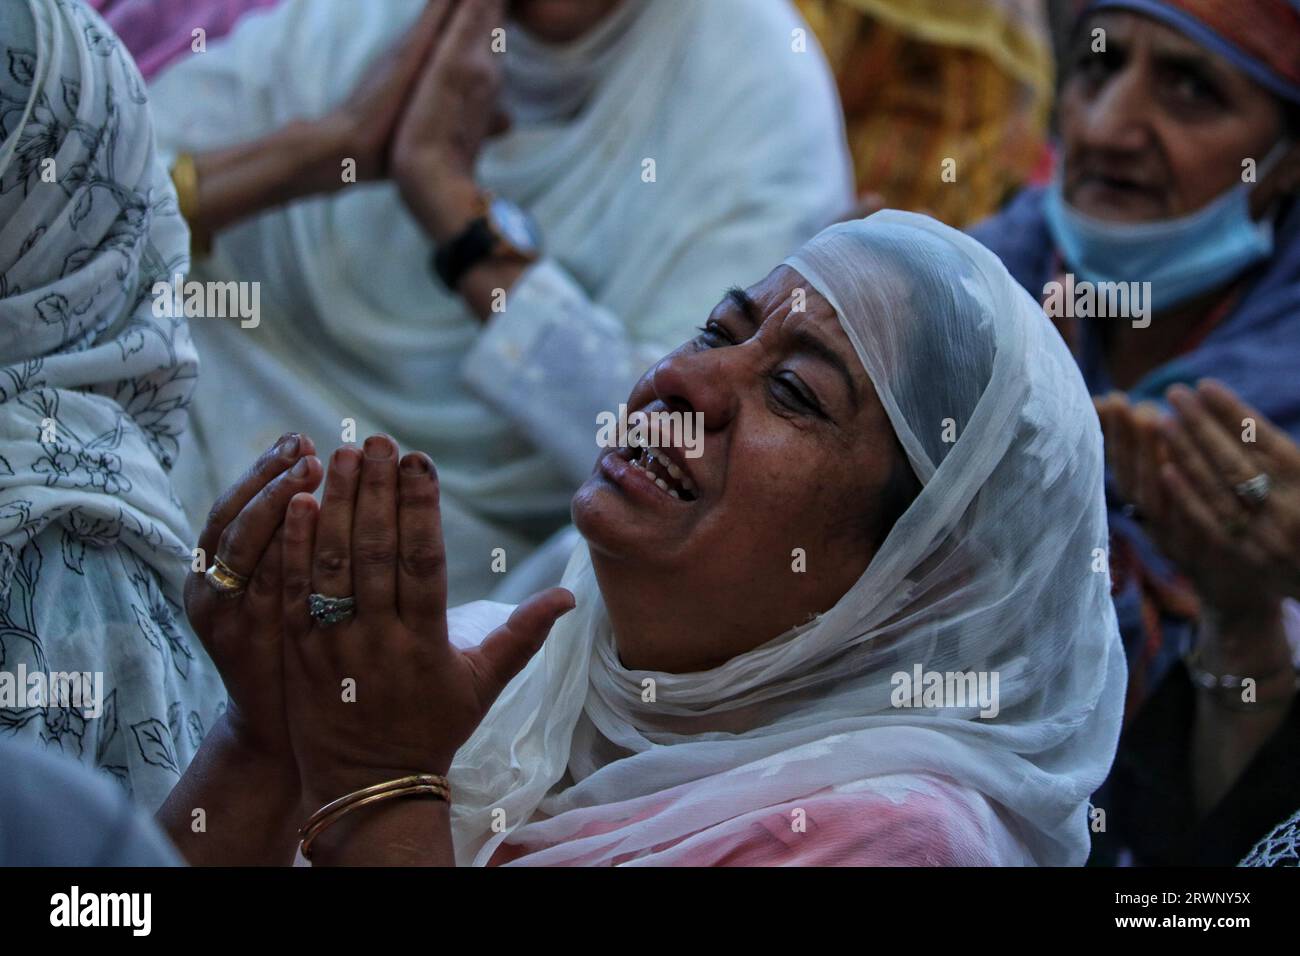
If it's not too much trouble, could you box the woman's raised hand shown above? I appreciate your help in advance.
[280,435,574,807]
[317,0,452,184]
[183,433,324,762]
[391,0,511,239]
[1098,382,1300,617]
[1159,381,1300,603]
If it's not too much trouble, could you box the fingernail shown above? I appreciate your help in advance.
[291,456,311,478]
[278,433,300,458]
[290,495,312,517]
[401,453,429,475]
[335,448,361,474]
[364,435,395,461]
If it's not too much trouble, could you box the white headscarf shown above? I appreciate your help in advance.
[0,0,223,808]
[446,211,1126,866]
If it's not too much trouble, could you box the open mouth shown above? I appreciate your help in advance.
[619,442,698,501]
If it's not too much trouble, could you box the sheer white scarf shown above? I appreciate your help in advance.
[446,212,1126,866]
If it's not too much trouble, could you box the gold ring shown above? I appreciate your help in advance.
[204,555,248,596]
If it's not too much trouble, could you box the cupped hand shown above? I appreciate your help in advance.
[1096,392,1168,519]
[279,435,574,806]
[1097,384,1300,618]
[1159,381,1300,604]
[184,433,324,760]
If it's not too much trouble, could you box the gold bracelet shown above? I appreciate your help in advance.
[298,774,451,861]
[170,152,212,258]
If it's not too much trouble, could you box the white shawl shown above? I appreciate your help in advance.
[145,0,852,603]
[445,212,1127,866]
[0,0,224,809]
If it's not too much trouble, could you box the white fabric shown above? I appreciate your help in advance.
[445,211,1127,866]
[0,0,224,809]
[1241,806,1300,867]
[145,0,852,603]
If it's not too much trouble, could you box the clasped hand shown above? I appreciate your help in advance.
[321,0,508,218]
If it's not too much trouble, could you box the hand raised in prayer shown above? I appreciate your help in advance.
[184,433,324,763]
[1097,384,1299,620]
[319,0,452,184]
[1159,381,1300,602]
[279,435,575,807]
[391,0,511,242]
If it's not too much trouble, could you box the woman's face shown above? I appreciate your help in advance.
[510,0,622,43]
[1059,12,1288,222]
[572,266,908,673]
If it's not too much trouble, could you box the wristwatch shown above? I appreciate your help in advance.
[433,194,542,291]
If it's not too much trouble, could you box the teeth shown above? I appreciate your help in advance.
[627,445,694,500]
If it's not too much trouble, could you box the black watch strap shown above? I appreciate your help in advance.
[433,217,496,290]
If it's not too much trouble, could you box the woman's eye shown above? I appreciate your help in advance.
[1072,49,1114,87]
[696,321,734,346]
[1168,71,1220,107]
[771,374,823,416]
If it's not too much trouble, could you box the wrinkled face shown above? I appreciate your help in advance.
[1059,12,1287,221]
[572,266,910,672]
[509,0,622,43]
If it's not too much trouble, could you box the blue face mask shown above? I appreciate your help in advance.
[1042,157,1281,312]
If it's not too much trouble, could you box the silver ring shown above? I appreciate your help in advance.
[308,592,356,627]
[1233,472,1271,506]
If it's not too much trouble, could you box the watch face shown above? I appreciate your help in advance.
[489,198,542,257]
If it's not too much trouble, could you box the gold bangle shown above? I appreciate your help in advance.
[170,152,212,258]
[298,774,451,861]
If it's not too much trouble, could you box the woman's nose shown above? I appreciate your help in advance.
[1077,65,1154,154]
[649,347,738,431]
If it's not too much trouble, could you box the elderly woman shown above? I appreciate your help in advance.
[971,0,1300,864]
[158,212,1126,866]
[0,0,225,807]
[972,0,1300,707]
[1098,384,1300,865]
[141,0,852,604]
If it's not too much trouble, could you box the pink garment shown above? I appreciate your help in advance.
[89,0,282,80]
[489,776,1028,867]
